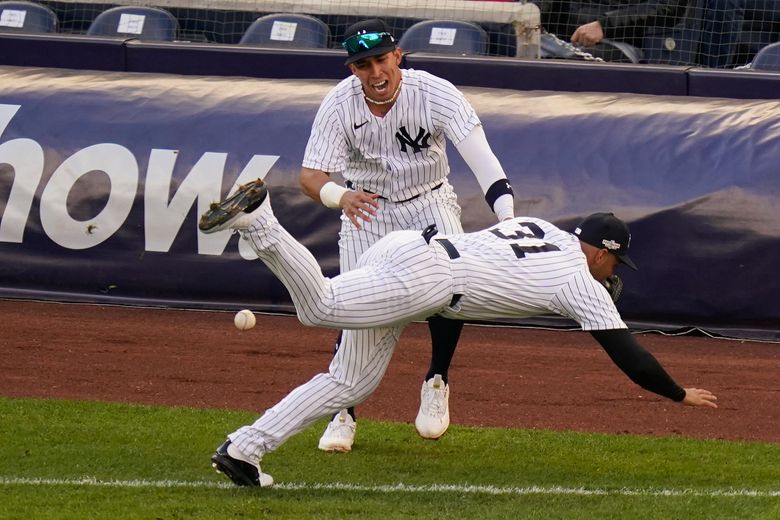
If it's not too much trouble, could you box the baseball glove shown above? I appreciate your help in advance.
[603,274,624,303]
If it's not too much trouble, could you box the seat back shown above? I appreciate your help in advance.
[399,20,488,56]
[87,6,178,41]
[601,39,643,63]
[0,0,57,33]
[734,4,780,66]
[641,0,706,65]
[751,41,780,70]
[238,13,330,48]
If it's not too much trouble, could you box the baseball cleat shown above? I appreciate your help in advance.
[415,374,450,439]
[199,179,268,234]
[318,410,356,452]
[211,440,273,487]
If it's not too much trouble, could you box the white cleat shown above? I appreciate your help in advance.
[415,374,450,439]
[318,410,356,452]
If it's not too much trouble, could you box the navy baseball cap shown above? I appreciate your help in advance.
[342,19,397,65]
[574,212,638,270]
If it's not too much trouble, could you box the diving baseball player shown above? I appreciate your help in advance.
[199,179,718,487]
[299,18,515,451]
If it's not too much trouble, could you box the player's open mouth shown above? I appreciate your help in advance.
[372,80,389,94]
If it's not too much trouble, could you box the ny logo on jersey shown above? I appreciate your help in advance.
[395,126,431,154]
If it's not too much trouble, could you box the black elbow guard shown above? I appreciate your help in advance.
[485,179,514,209]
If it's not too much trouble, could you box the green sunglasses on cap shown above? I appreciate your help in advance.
[342,32,392,54]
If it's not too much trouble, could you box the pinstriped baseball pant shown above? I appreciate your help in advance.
[228,201,459,463]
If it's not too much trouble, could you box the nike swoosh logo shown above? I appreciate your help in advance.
[353,121,369,130]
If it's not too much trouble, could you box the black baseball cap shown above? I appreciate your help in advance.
[574,212,638,270]
[342,19,397,65]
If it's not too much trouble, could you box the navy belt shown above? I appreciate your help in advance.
[434,238,462,307]
[421,225,460,260]
[420,225,462,308]
[345,181,442,204]
[434,238,460,260]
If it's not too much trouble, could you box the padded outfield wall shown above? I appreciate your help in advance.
[0,65,779,340]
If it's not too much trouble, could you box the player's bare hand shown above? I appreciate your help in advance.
[341,191,380,229]
[682,387,718,408]
[571,21,604,47]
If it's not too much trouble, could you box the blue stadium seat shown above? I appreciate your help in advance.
[750,41,780,70]
[398,20,488,56]
[0,0,58,33]
[86,6,178,41]
[238,13,330,48]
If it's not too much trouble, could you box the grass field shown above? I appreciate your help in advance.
[1,397,778,519]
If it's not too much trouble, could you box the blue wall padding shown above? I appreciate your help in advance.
[1,66,778,339]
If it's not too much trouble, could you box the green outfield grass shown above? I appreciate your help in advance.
[1,397,777,519]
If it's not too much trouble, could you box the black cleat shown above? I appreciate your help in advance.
[211,440,273,487]
[198,179,268,234]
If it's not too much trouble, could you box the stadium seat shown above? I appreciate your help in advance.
[750,41,780,70]
[539,33,642,63]
[398,20,488,56]
[600,39,643,63]
[734,5,780,67]
[641,0,705,66]
[238,13,330,48]
[86,6,178,41]
[0,0,58,33]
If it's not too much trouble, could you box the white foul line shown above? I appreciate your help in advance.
[0,477,778,497]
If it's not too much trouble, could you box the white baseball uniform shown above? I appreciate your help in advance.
[300,68,513,433]
[228,203,624,462]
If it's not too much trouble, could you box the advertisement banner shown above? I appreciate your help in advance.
[1,66,778,339]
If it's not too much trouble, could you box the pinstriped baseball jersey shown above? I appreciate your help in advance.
[302,68,481,203]
[437,218,626,331]
[244,208,625,334]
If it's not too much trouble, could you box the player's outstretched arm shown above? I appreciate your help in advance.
[590,329,718,407]
[683,387,718,408]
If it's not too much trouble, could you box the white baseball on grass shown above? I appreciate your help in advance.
[234,309,256,331]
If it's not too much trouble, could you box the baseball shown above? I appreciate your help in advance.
[234,309,256,331]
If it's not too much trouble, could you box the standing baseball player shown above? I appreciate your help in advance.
[299,18,515,452]
[200,179,718,487]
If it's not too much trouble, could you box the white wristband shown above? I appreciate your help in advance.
[319,182,349,209]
